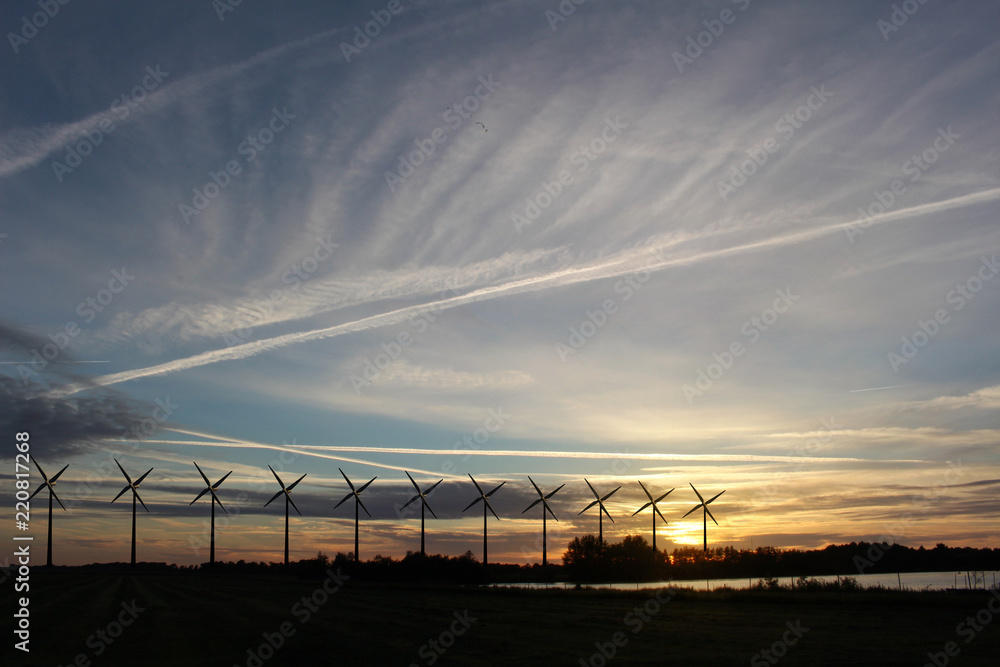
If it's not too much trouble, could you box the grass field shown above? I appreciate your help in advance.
[6,570,1000,666]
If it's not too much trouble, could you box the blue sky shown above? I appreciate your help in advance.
[2,0,999,566]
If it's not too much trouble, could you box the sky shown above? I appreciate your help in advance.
[1,0,998,567]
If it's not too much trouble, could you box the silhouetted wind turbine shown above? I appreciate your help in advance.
[579,479,620,544]
[401,471,442,556]
[462,474,505,566]
[682,483,725,552]
[28,459,68,567]
[190,461,231,566]
[333,468,376,564]
[264,465,306,566]
[111,459,153,567]
[631,481,674,552]
[522,476,563,566]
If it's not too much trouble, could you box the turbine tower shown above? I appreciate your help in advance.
[28,459,68,567]
[682,483,725,551]
[111,459,153,567]
[521,476,563,566]
[190,461,232,566]
[631,481,674,552]
[264,465,306,565]
[401,471,442,556]
[579,479,620,544]
[462,474,505,566]
[333,468,376,564]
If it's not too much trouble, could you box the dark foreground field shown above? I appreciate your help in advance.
[5,570,999,666]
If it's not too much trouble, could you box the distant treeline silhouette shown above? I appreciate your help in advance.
[23,539,998,585]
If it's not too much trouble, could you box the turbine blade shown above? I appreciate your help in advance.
[401,494,421,510]
[264,489,284,507]
[654,505,668,524]
[579,500,599,515]
[486,500,500,522]
[601,503,615,523]
[545,484,565,499]
[486,481,506,497]
[50,464,69,483]
[287,494,302,516]
[356,477,377,494]
[705,490,726,505]
[215,471,233,487]
[463,497,483,513]
[112,485,131,503]
[333,492,354,509]
[632,502,652,517]
[584,478,599,499]
[522,498,542,513]
[655,489,675,503]
[51,489,67,511]
[638,481,653,503]
[682,504,702,518]
[338,468,356,492]
[689,482,704,503]
[286,473,307,491]
[357,496,372,518]
[405,471,421,493]
[32,459,49,481]
[135,489,150,513]
[215,495,228,515]
[28,484,47,501]
[115,459,132,484]
[468,474,485,495]
[425,479,444,495]
[527,476,544,498]
[191,488,210,505]
[134,468,154,487]
[423,498,438,519]
[602,486,621,501]
[193,461,211,486]
[544,502,559,522]
[268,465,285,488]
[705,506,719,526]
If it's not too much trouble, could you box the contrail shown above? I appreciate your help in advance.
[51,186,1000,397]
[850,384,915,393]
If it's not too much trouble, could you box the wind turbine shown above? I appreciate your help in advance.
[28,459,68,567]
[264,465,306,566]
[631,481,674,552]
[521,476,563,566]
[189,461,232,566]
[462,474,505,566]
[333,468,376,564]
[579,479,620,545]
[401,471,442,556]
[682,483,725,551]
[111,459,153,567]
